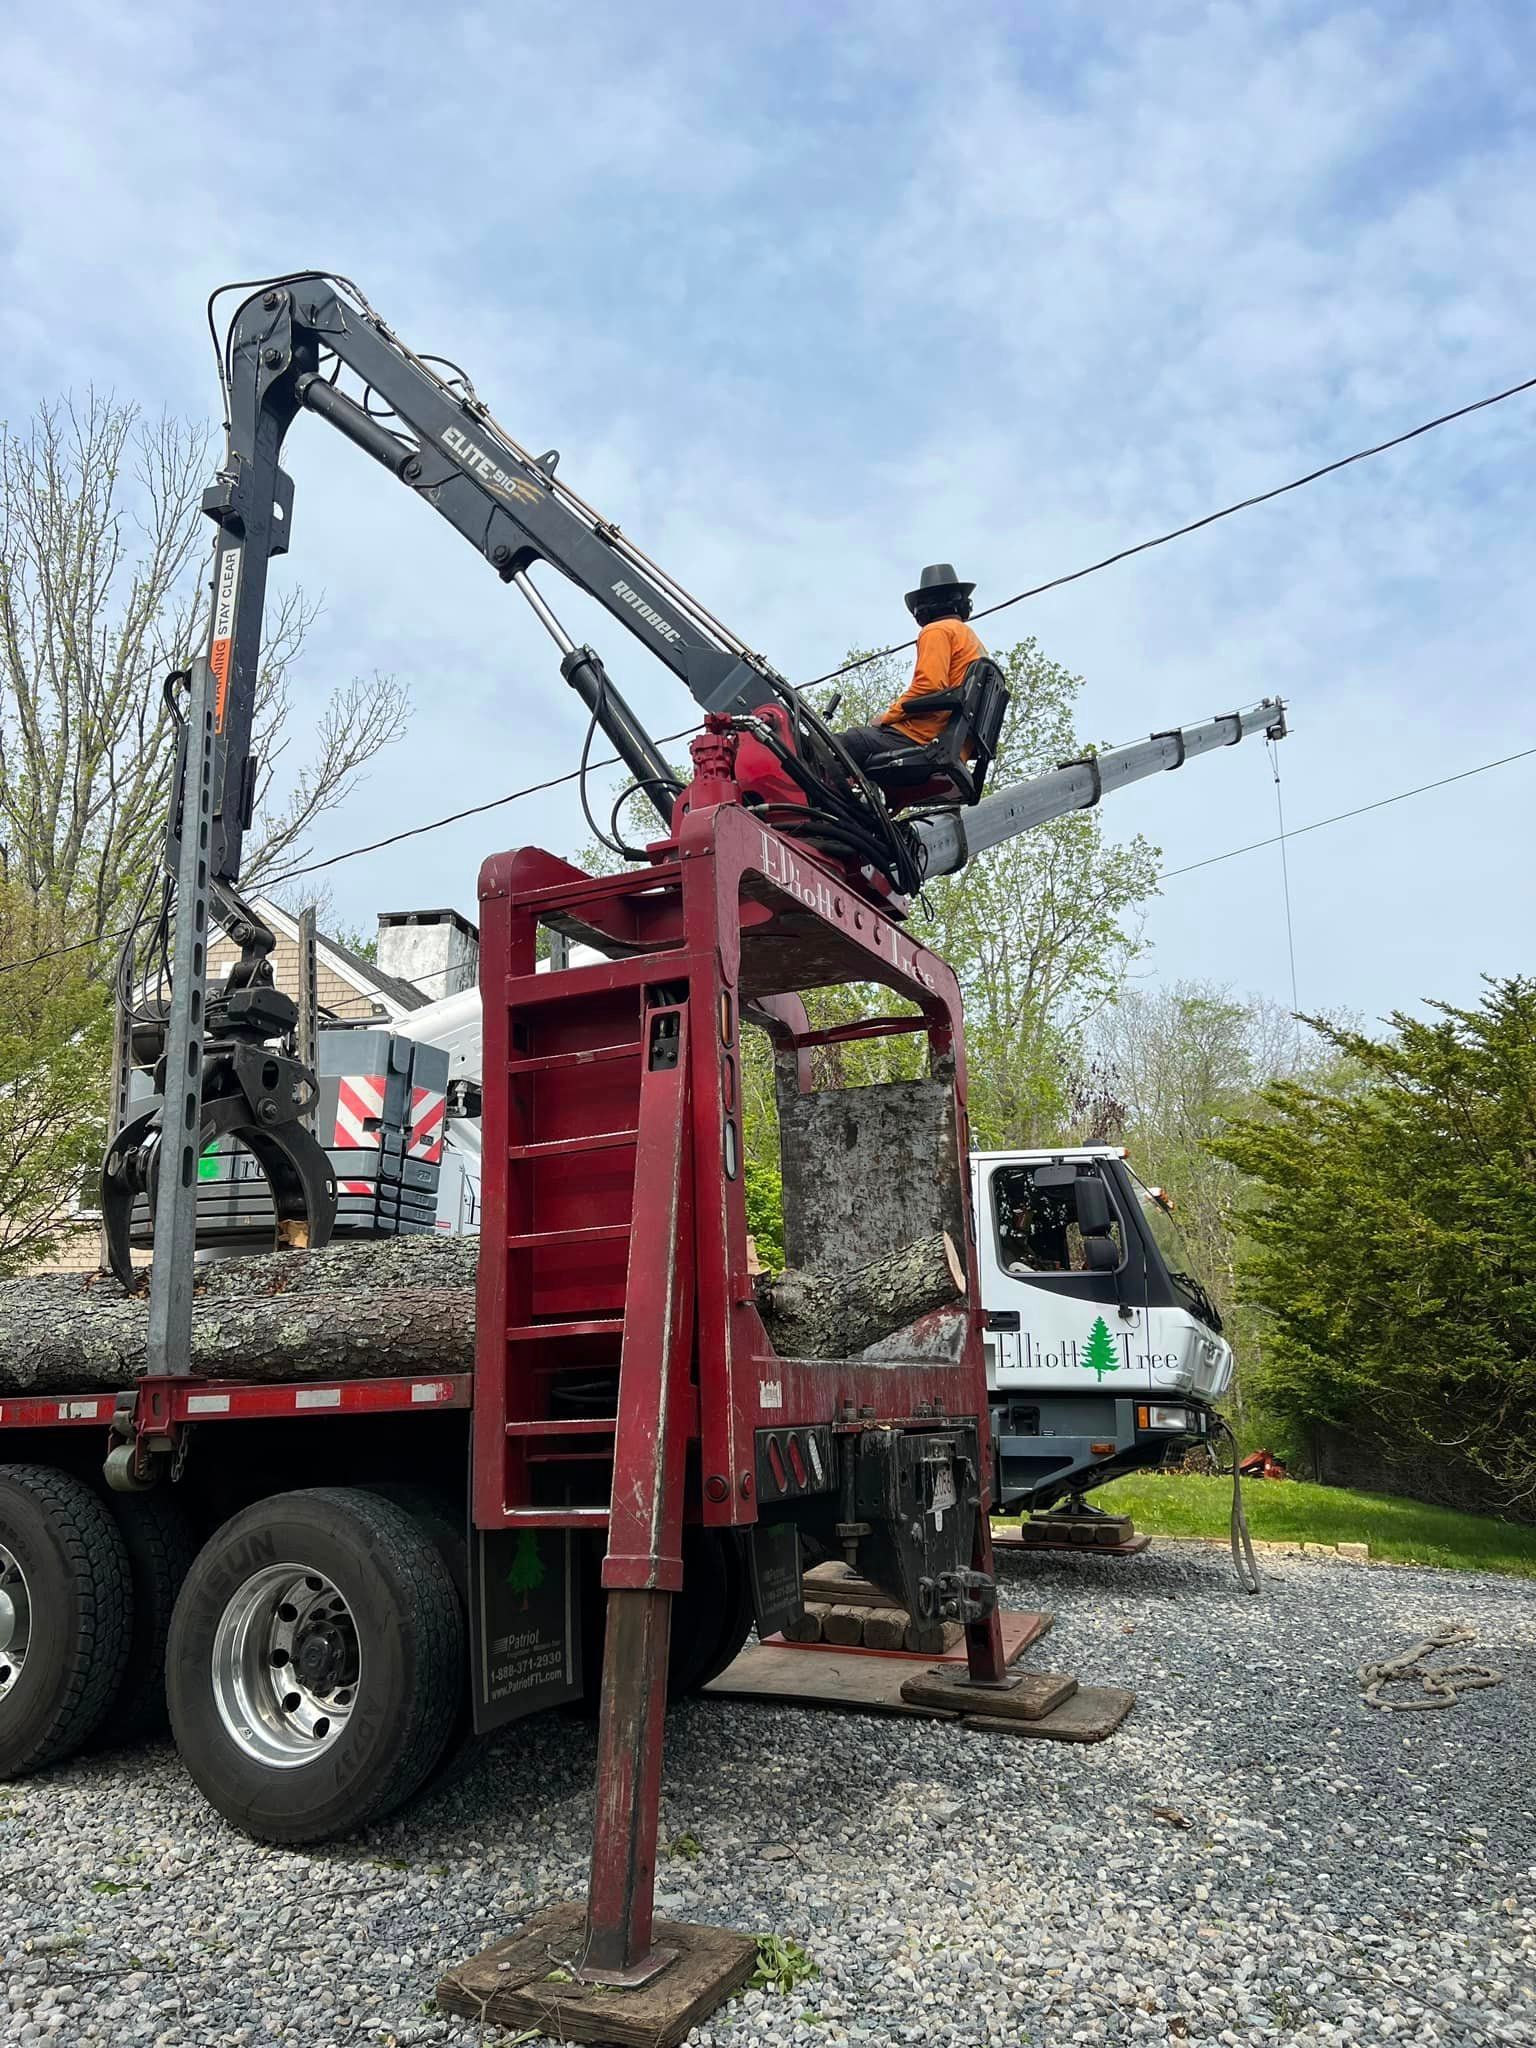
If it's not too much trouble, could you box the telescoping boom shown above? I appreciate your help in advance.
[912,700,1287,879]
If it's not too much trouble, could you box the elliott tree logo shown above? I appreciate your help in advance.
[1082,1316,1121,1380]
[506,1530,546,1609]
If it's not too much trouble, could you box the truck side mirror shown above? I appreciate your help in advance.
[1074,1177,1113,1237]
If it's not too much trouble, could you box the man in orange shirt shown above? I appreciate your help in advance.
[838,564,987,781]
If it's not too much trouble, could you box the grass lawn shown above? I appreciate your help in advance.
[1061,1472,1536,1578]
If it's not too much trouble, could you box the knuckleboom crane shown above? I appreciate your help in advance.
[99,273,1286,2001]
[103,270,1285,1317]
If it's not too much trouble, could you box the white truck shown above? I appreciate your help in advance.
[973,1145,1230,1517]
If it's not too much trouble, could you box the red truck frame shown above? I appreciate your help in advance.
[0,769,1005,1992]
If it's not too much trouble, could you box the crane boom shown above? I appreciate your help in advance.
[913,699,1287,879]
[104,267,1292,1371]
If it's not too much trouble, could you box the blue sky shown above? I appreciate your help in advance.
[5,0,1535,1026]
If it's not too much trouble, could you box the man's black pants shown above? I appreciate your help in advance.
[838,724,926,775]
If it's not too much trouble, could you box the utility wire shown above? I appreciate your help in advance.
[1162,743,1536,879]
[261,722,702,890]
[800,369,1536,689]
[4,739,1534,981]
[6,370,1536,979]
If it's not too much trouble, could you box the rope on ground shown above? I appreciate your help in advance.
[1357,1625,1504,1711]
[1212,1419,1261,1596]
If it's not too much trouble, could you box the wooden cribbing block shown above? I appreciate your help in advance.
[965,1685,1136,1745]
[861,1608,909,1651]
[803,1564,902,1611]
[821,1605,866,1647]
[438,1902,757,2048]
[900,1668,1078,1721]
[904,1618,964,1654]
[781,1606,824,1644]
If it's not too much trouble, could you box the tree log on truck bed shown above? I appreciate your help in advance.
[0,1238,479,1394]
[753,1231,965,1360]
[0,1228,966,1394]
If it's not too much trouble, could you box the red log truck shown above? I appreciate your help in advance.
[0,274,1284,2026]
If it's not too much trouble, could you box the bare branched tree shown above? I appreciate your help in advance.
[0,884,110,1274]
[0,392,410,948]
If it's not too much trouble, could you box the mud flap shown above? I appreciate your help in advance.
[469,1527,584,1734]
[746,1523,804,1638]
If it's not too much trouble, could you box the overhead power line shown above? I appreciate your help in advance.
[260,724,701,891]
[4,365,1534,981]
[1162,743,1536,879]
[801,368,1536,689]
[2,740,1532,983]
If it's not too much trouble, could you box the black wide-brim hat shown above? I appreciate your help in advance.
[904,562,977,612]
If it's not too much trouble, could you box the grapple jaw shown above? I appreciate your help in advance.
[100,1044,337,1290]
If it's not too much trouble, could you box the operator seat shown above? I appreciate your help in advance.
[856,656,1011,810]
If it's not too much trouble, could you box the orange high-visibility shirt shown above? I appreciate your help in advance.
[877,618,986,744]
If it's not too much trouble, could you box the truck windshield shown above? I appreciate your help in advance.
[1125,1166,1224,1334]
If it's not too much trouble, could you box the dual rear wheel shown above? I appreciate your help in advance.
[3,1467,751,1843]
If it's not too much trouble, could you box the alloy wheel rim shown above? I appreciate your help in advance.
[0,1542,31,1704]
[210,1562,362,1767]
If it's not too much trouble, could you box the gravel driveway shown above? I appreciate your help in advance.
[2,1547,1531,2047]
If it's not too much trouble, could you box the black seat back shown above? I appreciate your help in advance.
[860,656,1011,806]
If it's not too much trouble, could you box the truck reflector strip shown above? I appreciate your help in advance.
[333,1074,386,1150]
[409,1086,447,1163]
[2,1376,474,1432]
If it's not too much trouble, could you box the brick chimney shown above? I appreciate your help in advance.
[375,908,480,1000]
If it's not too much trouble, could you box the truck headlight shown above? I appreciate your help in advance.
[1136,1403,1194,1432]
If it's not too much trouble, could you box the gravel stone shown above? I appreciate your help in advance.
[1,1547,1531,2045]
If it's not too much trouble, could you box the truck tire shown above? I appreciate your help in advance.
[92,1490,200,1748]
[0,1464,133,1779]
[166,1488,463,1844]
[367,1483,472,1764]
[573,1527,753,1710]
[681,1531,754,1694]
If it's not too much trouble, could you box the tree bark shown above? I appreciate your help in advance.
[0,1287,475,1395]
[0,1236,479,1394]
[0,1227,967,1394]
[753,1231,965,1361]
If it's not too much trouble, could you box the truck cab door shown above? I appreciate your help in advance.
[977,1157,1156,1392]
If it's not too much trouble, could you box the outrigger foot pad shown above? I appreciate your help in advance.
[438,1904,758,2048]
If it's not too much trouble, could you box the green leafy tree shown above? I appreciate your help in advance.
[506,1530,546,1608]
[1087,981,1333,1420]
[1212,977,1536,1518]
[744,1159,785,1272]
[1082,1315,1120,1380]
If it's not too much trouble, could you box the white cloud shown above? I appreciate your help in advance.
[2,0,1533,1021]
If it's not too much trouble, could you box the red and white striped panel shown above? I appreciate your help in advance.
[409,1085,446,1163]
[333,1074,386,1152]
[338,1179,375,1195]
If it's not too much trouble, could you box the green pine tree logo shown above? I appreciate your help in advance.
[505,1530,546,1609]
[1082,1316,1120,1380]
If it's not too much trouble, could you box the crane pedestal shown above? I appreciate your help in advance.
[439,785,1006,2039]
